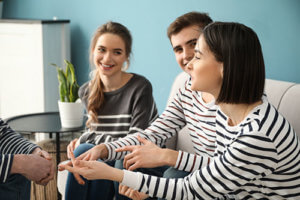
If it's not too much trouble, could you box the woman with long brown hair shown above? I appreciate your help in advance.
[64,21,158,200]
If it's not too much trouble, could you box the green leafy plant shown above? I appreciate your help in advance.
[51,60,79,102]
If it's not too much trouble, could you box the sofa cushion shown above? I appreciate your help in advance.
[277,84,300,136]
[264,79,295,108]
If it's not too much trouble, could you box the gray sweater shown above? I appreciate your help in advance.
[79,73,158,144]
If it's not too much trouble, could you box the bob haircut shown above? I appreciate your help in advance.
[203,22,265,104]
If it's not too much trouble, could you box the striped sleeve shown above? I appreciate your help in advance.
[174,150,210,172]
[105,86,187,161]
[0,119,38,183]
[0,154,14,183]
[121,132,279,199]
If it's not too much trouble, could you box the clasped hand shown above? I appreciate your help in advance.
[30,148,55,185]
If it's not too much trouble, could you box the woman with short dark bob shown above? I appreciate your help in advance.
[63,22,300,199]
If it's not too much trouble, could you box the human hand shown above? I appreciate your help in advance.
[67,138,79,159]
[32,148,52,161]
[62,152,123,182]
[58,151,85,185]
[119,184,149,200]
[116,135,164,171]
[76,143,108,161]
[11,154,53,184]
[31,148,55,185]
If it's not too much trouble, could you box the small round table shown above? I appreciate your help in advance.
[5,112,85,165]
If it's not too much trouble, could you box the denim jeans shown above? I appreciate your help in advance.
[0,174,31,200]
[65,143,115,200]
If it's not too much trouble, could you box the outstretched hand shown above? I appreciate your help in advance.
[60,151,123,182]
[59,143,108,185]
[119,184,149,200]
[115,135,164,171]
[58,151,89,185]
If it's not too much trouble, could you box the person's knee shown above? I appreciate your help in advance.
[114,159,124,170]
[73,143,95,157]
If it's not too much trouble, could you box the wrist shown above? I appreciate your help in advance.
[109,167,124,182]
[11,154,25,174]
[161,148,179,167]
[98,144,108,159]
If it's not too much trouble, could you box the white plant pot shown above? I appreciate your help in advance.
[58,100,84,128]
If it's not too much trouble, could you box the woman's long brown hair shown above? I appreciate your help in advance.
[86,21,132,128]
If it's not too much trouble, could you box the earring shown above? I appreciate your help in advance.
[122,60,129,71]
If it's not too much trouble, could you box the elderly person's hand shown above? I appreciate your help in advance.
[11,153,53,185]
[31,148,55,185]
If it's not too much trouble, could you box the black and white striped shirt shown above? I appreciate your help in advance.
[122,97,300,199]
[105,79,218,168]
[79,73,158,145]
[0,119,38,183]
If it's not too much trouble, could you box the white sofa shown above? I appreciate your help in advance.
[58,72,300,198]
[165,72,300,153]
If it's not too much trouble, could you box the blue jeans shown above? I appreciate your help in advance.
[114,159,168,200]
[65,143,115,200]
[0,174,31,200]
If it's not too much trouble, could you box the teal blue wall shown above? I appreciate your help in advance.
[3,0,300,113]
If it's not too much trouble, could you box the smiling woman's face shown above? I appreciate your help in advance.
[93,33,128,78]
[187,35,223,97]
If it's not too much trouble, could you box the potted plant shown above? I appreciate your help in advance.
[51,60,84,128]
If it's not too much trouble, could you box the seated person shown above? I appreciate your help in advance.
[62,22,300,200]
[64,21,159,200]
[0,118,54,200]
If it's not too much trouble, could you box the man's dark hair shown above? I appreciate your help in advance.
[167,12,212,40]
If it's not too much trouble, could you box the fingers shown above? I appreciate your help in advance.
[119,185,133,199]
[128,162,140,171]
[63,163,79,174]
[70,151,76,166]
[83,153,91,161]
[58,160,72,171]
[67,145,72,159]
[76,151,89,161]
[70,139,78,152]
[74,160,92,168]
[116,145,136,153]
[67,139,78,159]
[119,184,143,200]
[36,161,55,185]
[40,150,52,160]
[74,173,85,185]
[137,135,149,145]
[123,152,140,170]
